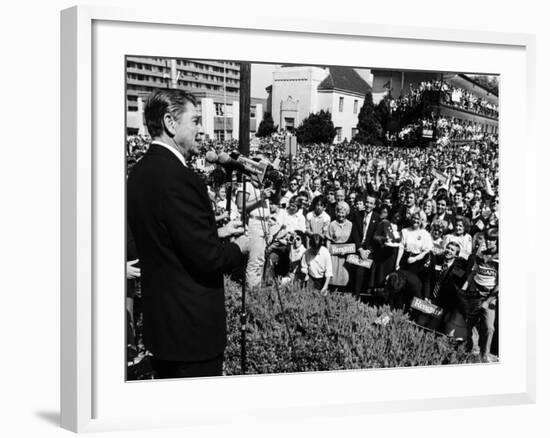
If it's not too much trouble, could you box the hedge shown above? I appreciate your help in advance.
[224,279,478,375]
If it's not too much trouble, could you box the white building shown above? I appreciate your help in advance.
[268,65,371,143]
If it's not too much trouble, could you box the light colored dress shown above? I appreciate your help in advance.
[326,219,353,287]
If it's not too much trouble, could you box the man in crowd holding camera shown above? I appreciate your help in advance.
[235,153,276,291]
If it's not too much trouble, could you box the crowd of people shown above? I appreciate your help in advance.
[397,114,491,144]
[388,79,499,119]
[127,126,499,363]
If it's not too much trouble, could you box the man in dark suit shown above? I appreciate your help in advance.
[350,195,380,298]
[127,89,248,379]
[424,241,466,329]
[431,196,455,234]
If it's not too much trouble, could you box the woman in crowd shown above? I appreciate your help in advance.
[370,205,401,291]
[282,196,306,235]
[280,230,307,289]
[442,216,473,260]
[429,219,447,257]
[421,198,436,230]
[301,233,333,295]
[216,184,239,222]
[396,211,433,276]
[326,201,353,289]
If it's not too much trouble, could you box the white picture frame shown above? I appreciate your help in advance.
[60,5,536,433]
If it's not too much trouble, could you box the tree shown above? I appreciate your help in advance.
[256,112,277,138]
[354,91,383,145]
[295,110,336,145]
[375,96,391,134]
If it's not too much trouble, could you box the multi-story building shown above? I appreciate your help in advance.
[267,65,371,143]
[126,57,265,140]
[371,69,499,135]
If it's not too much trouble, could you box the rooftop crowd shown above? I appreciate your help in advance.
[389,79,499,119]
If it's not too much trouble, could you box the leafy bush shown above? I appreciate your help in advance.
[295,110,337,145]
[224,279,477,375]
[256,112,277,138]
[354,91,384,145]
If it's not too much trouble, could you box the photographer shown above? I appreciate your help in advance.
[235,163,275,292]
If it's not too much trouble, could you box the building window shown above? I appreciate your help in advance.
[215,103,225,116]
[351,128,358,139]
[336,127,342,142]
[225,104,233,117]
[284,118,295,130]
[215,130,230,141]
[339,97,344,112]
[250,106,256,119]
[353,100,358,114]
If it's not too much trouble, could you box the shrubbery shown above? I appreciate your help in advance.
[224,279,477,375]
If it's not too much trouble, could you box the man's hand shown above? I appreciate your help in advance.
[218,220,245,239]
[233,234,250,255]
[358,248,370,261]
[407,256,418,264]
[261,187,274,199]
[126,259,141,280]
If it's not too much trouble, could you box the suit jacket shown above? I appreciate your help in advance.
[126,225,138,299]
[426,254,467,311]
[350,210,380,251]
[127,144,242,362]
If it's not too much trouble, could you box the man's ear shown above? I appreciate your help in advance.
[163,113,176,136]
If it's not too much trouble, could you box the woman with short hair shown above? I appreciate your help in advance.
[396,211,433,275]
[326,201,353,288]
[301,234,333,295]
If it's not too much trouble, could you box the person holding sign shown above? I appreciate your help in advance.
[424,241,466,326]
[326,201,353,288]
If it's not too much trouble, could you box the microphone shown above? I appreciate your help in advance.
[205,151,260,178]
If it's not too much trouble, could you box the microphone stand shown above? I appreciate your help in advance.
[225,169,234,220]
[240,172,248,374]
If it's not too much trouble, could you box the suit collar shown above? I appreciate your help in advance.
[149,141,188,167]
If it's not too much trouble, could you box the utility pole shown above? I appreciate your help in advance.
[239,62,251,155]
[238,61,251,375]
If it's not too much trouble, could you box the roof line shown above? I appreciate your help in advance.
[457,73,499,97]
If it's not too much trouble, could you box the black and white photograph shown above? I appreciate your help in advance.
[125,57,500,380]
